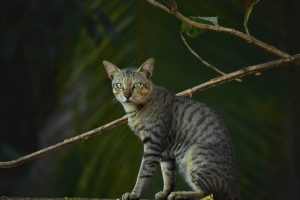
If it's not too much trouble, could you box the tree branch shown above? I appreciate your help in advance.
[176,54,300,97]
[180,32,242,82]
[1,54,299,169]
[147,0,291,58]
[0,115,128,168]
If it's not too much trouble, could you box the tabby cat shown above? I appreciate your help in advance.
[103,58,240,200]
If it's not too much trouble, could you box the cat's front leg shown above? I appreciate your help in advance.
[122,137,162,200]
[155,156,175,200]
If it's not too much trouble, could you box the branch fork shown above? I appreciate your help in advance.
[147,0,291,58]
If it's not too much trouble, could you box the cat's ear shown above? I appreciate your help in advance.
[103,60,121,80]
[137,58,154,79]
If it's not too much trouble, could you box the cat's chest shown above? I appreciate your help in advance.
[128,116,147,140]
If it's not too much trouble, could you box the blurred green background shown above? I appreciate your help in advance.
[0,0,299,199]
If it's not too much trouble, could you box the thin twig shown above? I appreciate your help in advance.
[180,32,242,82]
[244,0,260,36]
[177,54,300,96]
[146,0,172,14]
[1,54,299,169]
[147,0,291,58]
[180,32,226,75]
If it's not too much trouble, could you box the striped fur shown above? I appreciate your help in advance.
[103,58,241,200]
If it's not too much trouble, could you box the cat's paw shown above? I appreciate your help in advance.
[122,192,139,200]
[167,192,180,200]
[155,191,169,200]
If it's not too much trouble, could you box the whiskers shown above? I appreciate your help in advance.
[112,98,119,104]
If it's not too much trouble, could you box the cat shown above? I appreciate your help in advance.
[103,58,240,200]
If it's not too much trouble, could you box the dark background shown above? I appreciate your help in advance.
[0,0,299,199]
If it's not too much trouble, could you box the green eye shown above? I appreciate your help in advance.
[114,83,124,89]
[133,82,143,89]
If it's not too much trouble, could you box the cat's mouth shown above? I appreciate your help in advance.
[124,99,132,104]
[122,97,135,104]
[119,96,142,105]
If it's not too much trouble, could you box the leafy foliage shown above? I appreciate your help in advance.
[181,16,219,38]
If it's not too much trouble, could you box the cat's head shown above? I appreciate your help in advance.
[103,58,154,106]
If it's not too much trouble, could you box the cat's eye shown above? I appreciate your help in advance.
[114,83,124,89]
[133,82,143,89]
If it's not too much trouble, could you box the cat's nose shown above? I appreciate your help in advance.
[124,89,132,100]
[124,93,131,99]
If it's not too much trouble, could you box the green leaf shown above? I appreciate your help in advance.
[181,16,219,38]
[197,16,219,26]
[244,0,260,35]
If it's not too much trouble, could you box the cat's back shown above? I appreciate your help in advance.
[153,85,228,139]
[144,85,231,149]
[169,93,234,162]
[172,94,227,135]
